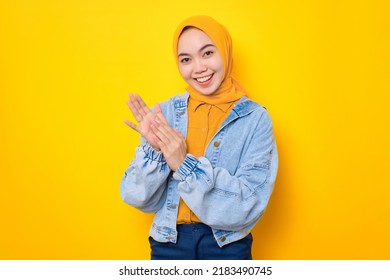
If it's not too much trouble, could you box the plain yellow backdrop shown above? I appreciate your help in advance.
[1,0,389,259]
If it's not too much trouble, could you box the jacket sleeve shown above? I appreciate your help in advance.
[173,110,278,232]
[120,141,171,213]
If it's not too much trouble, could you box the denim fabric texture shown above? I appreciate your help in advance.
[120,92,278,247]
[149,223,253,260]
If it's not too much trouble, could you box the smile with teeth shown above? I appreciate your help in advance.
[195,74,213,83]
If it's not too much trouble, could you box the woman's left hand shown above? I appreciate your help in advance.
[151,104,187,171]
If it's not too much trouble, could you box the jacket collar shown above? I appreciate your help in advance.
[174,92,259,117]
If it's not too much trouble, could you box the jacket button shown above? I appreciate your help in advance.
[213,141,220,147]
[221,236,226,242]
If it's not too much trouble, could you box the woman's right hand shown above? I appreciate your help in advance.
[124,93,160,151]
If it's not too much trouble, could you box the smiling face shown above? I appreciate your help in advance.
[177,27,224,96]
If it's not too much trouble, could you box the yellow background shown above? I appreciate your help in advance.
[1,0,389,259]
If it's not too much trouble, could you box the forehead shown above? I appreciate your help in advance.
[177,27,215,53]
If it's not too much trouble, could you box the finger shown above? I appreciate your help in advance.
[154,103,169,125]
[155,137,165,150]
[173,128,185,139]
[154,102,162,114]
[124,119,140,133]
[152,123,182,152]
[153,119,175,136]
[126,100,144,123]
[129,94,144,117]
[135,94,151,116]
[152,125,179,151]
[148,124,166,149]
[151,123,170,144]
[130,94,150,121]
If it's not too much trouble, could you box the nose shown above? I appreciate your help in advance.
[193,59,207,74]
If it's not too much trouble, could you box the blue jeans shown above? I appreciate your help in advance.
[149,223,252,260]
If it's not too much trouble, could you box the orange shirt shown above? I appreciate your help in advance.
[176,96,237,224]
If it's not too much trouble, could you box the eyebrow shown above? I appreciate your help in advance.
[178,44,216,57]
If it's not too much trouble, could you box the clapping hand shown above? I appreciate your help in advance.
[125,93,161,150]
[125,94,186,171]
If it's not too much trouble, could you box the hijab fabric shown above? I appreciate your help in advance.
[173,15,246,104]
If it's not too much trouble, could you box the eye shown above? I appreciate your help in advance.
[180,57,190,64]
[203,50,213,57]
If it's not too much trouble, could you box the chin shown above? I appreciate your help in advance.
[199,90,216,96]
[192,85,218,96]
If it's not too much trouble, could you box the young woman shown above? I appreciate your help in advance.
[120,15,278,260]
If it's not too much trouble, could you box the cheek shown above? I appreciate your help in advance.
[178,65,191,79]
[211,60,224,79]
[209,59,224,75]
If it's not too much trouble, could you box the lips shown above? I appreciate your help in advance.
[195,74,213,83]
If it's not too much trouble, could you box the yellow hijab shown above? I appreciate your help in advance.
[173,15,246,104]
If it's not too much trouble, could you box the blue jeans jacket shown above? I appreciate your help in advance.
[120,92,278,247]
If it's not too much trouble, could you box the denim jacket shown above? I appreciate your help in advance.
[120,92,278,247]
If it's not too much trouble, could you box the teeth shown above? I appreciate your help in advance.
[196,74,212,83]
